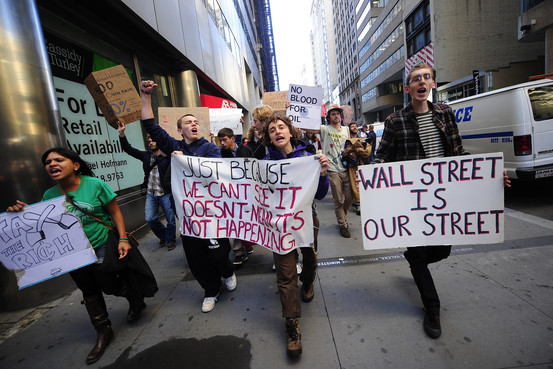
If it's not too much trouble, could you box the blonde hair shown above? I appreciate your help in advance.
[252,105,273,124]
[406,63,433,85]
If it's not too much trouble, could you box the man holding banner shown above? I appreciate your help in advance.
[139,80,237,313]
[374,63,510,339]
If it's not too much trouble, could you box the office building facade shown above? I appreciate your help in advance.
[332,0,362,122]
[356,0,548,123]
[311,0,339,106]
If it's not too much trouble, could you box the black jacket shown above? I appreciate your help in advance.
[119,136,170,188]
[235,138,267,159]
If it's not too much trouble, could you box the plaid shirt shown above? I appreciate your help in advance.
[374,101,466,163]
[147,155,164,196]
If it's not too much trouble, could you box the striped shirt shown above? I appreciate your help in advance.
[416,111,444,158]
[373,101,465,163]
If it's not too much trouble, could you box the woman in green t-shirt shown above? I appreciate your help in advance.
[7,148,139,365]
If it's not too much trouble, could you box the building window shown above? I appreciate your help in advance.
[405,0,431,58]
[361,46,405,88]
[359,24,403,74]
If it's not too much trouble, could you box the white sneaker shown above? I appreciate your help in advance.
[296,262,303,275]
[202,296,218,313]
[225,273,237,291]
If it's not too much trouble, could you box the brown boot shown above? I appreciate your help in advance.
[301,283,314,303]
[83,294,114,365]
[285,318,302,357]
[339,226,351,238]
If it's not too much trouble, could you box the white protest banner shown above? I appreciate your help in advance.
[0,196,97,289]
[171,155,321,254]
[358,153,505,250]
[286,84,323,130]
[209,108,243,135]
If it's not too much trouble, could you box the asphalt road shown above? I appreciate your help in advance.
[504,178,553,220]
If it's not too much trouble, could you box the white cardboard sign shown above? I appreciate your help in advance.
[0,196,97,289]
[209,108,243,135]
[286,84,323,130]
[358,153,505,250]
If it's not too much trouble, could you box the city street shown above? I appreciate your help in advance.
[1,189,552,369]
[1,1,552,368]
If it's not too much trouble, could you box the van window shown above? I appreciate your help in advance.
[528,86,553,121]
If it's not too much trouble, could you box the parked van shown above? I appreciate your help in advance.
[447,78,553,181]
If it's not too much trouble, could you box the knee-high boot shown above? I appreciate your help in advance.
[83,293,114,365]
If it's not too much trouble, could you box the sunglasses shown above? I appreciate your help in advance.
[409,73,432,84]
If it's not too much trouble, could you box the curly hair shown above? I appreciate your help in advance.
[262,112,302,148]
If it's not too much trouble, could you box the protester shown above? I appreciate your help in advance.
[367,124,377,162]
[118,123,176,251]
[358,124,368,138]
[374,63,511,338]
[217,127,239,158]
[7,148,148,364]
[341,137,371,216]
[139,80,237,313]
[236,104,272,159]
[228,104,274,263]
[262,112,329,358]
[344,121,363,215]
[348,122,359,139]
[216,127,254,264]
[301,130,322,153]
[307,105,353,238]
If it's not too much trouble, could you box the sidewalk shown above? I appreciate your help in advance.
[1,197,553,369]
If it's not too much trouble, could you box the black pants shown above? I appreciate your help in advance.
[181,236,234,297]
[70,263,107,298]
[405,245,451,310]
[70,243,143,307]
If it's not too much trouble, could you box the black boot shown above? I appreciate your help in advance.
[124,284,146,324]
[126,301,146,323]
[423,307,441,338]
[83,294,114,365]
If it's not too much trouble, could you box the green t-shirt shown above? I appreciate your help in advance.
[42,176,117,248]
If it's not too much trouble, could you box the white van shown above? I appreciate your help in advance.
[447,78,553,181]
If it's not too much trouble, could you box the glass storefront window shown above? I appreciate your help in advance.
[44,31,146,193]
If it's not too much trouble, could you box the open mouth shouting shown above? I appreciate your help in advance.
[49,167,62,179]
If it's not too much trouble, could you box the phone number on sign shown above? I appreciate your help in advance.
[99,172,124,182]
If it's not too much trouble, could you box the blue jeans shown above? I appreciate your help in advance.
[145,193,176,244]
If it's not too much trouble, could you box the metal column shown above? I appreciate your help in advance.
[0,0,72,311]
